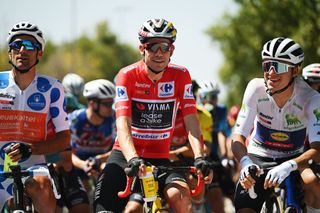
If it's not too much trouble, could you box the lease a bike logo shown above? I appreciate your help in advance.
[183,84,194,99]
[158,82,174,97]
[27,93,46,111]
[115,86,128,101]
[132,99,175,130]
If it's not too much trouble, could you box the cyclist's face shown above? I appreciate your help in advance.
[97,98,113,117]
[263,60,298,93]
[140,38,174,73]
[8,35,42,71]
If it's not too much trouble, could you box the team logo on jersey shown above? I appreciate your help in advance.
[285,114,301,126]
[115,86,128,101]
[0,93,15,105]
[183,84,194,99]
[0,73,9,89]
[27,93,46,111]
[158,82,174,97]
[313,108,320,123]
[270,132,289,141]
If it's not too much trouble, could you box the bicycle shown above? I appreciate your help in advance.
[248,163,305,213]
[118,164,205,213]
[0,164,61,213]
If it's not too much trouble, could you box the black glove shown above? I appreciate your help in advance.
[194,157,211,177]
[125,157,144,177]
[4,143,32,159]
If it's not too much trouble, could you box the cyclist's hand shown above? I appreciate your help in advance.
[4,142,32,162]
[264,160,297,189]
[125,157,145,177]
[194,157,213,183]
[239,156,259,189]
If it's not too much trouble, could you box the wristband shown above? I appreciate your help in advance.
[287,160,298,171]
[240,155,253,168]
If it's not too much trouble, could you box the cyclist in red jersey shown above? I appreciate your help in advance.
[93,18,213,213]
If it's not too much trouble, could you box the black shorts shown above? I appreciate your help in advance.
[93,150,187,213]
[56,167,89,209]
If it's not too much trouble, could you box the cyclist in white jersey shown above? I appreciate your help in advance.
[0,22,70,213]
[301,63,320,213]
[231,37,320,213]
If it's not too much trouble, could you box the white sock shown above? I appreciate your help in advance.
[307,206,320,213]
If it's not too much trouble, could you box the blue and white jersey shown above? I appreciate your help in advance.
[234,78,320,159]
[68,109,115,160]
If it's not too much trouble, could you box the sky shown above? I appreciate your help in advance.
[0,0,238,99]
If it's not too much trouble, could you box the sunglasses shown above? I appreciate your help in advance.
[262,61,294,74]
[9,40,41,51]
[145,43,171,53]
[99,101,113,108]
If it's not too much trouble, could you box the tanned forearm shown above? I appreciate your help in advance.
[231,134,248,162]
[31,130,70,155]
[184,114,204,158]
[116,116,138,161]
[294,141,320,168]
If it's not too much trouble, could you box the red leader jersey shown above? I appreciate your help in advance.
[113,60,197,158]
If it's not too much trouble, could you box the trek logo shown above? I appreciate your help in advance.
[183,84,193,99]
[115,86,128,101]
[158,82,174,97]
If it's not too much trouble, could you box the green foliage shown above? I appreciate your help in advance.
[207,0,320,106]
[0,20,140,83]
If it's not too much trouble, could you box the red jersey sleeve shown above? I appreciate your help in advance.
[115,68,133,118]
[177,68,197,117]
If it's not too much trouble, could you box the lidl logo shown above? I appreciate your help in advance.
[116,86,128,101]
[158,82,174,97]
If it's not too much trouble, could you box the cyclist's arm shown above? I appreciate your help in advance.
[294,141,320,168]
[31,130,70,155]
[116,115,139,161]
[184,113,204,158]
[231,134,248,162]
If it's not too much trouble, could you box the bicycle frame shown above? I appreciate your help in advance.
[0,164,61,213]
[248,165,303,213]
[118,165,205,213]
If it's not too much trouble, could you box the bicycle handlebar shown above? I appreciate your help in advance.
[0,164,61,199]
[118,165,204,198]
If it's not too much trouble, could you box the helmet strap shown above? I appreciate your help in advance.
[265,77,295,96]
[93,100,108,119]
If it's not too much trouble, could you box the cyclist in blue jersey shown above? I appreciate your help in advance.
[232,37,320,213]
[198,80,235,213]
[1,21,70,213]
[46,72,90,213]
[69,79,116,193]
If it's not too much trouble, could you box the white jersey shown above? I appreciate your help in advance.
[234,78,320,159]
[0,71,69,207]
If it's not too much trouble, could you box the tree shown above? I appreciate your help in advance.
[0,21,140,83]
[207,0,320,106]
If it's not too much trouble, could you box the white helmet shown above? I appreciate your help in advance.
[138,19,177,43]
[83,79,115,100]
[62,73,85,97]
[302,63,320,83]
[261,37,304,65]
[7,21,45,51]
[198,80,220,96]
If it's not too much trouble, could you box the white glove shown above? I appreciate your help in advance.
[265,160,297,185]
[239,155,259,181]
